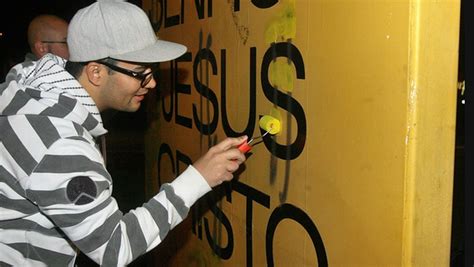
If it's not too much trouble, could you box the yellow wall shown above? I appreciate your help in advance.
[143,0,460,266]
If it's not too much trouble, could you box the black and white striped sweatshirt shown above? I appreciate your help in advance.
[0,54,211,266]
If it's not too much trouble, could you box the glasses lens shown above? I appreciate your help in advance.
[141,71,154,87]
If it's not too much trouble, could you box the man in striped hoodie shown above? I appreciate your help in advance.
[0,0,247,266]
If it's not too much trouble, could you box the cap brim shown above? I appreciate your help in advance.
[110,40,187,63]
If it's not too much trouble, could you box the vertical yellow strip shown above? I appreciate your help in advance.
[403,0,460,266]
[402,0,420,264]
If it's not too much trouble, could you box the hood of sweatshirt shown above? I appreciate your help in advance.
[0,53,107,137]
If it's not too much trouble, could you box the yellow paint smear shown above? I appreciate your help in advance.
[269,58,295,92]
[264,0,296,43]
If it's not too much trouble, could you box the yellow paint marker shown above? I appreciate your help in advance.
[259,115,281,135]
[238,115,282,153]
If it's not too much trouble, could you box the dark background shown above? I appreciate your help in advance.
[0,0,92,74]
[0,0,140,76]
[462,0,472,266]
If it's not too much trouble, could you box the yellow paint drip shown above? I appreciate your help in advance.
[259,115,281,135]
[264,0,296,44]
[270,107,282,122]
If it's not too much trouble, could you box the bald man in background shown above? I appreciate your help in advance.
[26,14,69,61]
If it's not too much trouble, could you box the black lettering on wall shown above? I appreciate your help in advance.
[192,205,203,239]
[152,5,321,265]
[180,0,185,24]
[197,32,209,150]
[233,180,271,267]
[221,48,257,138]
[176,150,192,174]
[204,192,234,259]
[261,42,307,160]
[157,143,174,188]
[161,61,174,122]
[193,48,219,135]
[234,0,278,11]
[192,184,229,242]
[195,0,213,19]
[175,52,193,129]
[164,0,181,28]
[266,203,328,267]
[279,42,295,203]
[195,0,205,19]
[234,0,240,11]
[149,0,163,31]
[252,0,279,9]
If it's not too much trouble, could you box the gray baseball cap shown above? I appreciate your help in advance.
[68,0,186,63]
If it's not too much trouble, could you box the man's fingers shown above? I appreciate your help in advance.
[225,148,246,163]
[214,136,248,151]
[222,172,233,182]
[226,160,240,173]
[194,136,248,188]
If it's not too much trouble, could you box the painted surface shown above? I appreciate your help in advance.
[142,0,460,266]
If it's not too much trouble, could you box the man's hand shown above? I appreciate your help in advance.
[193,136,248,187]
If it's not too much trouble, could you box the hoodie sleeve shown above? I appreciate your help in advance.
[26,136,211,266]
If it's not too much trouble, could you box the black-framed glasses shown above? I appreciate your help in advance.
[41,40,68,45]
[98,60,156,87]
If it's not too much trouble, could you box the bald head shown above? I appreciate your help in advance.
[27,14,69,60]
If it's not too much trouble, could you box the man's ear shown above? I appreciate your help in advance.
[33,41,47,58]
[85,62,104,86]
